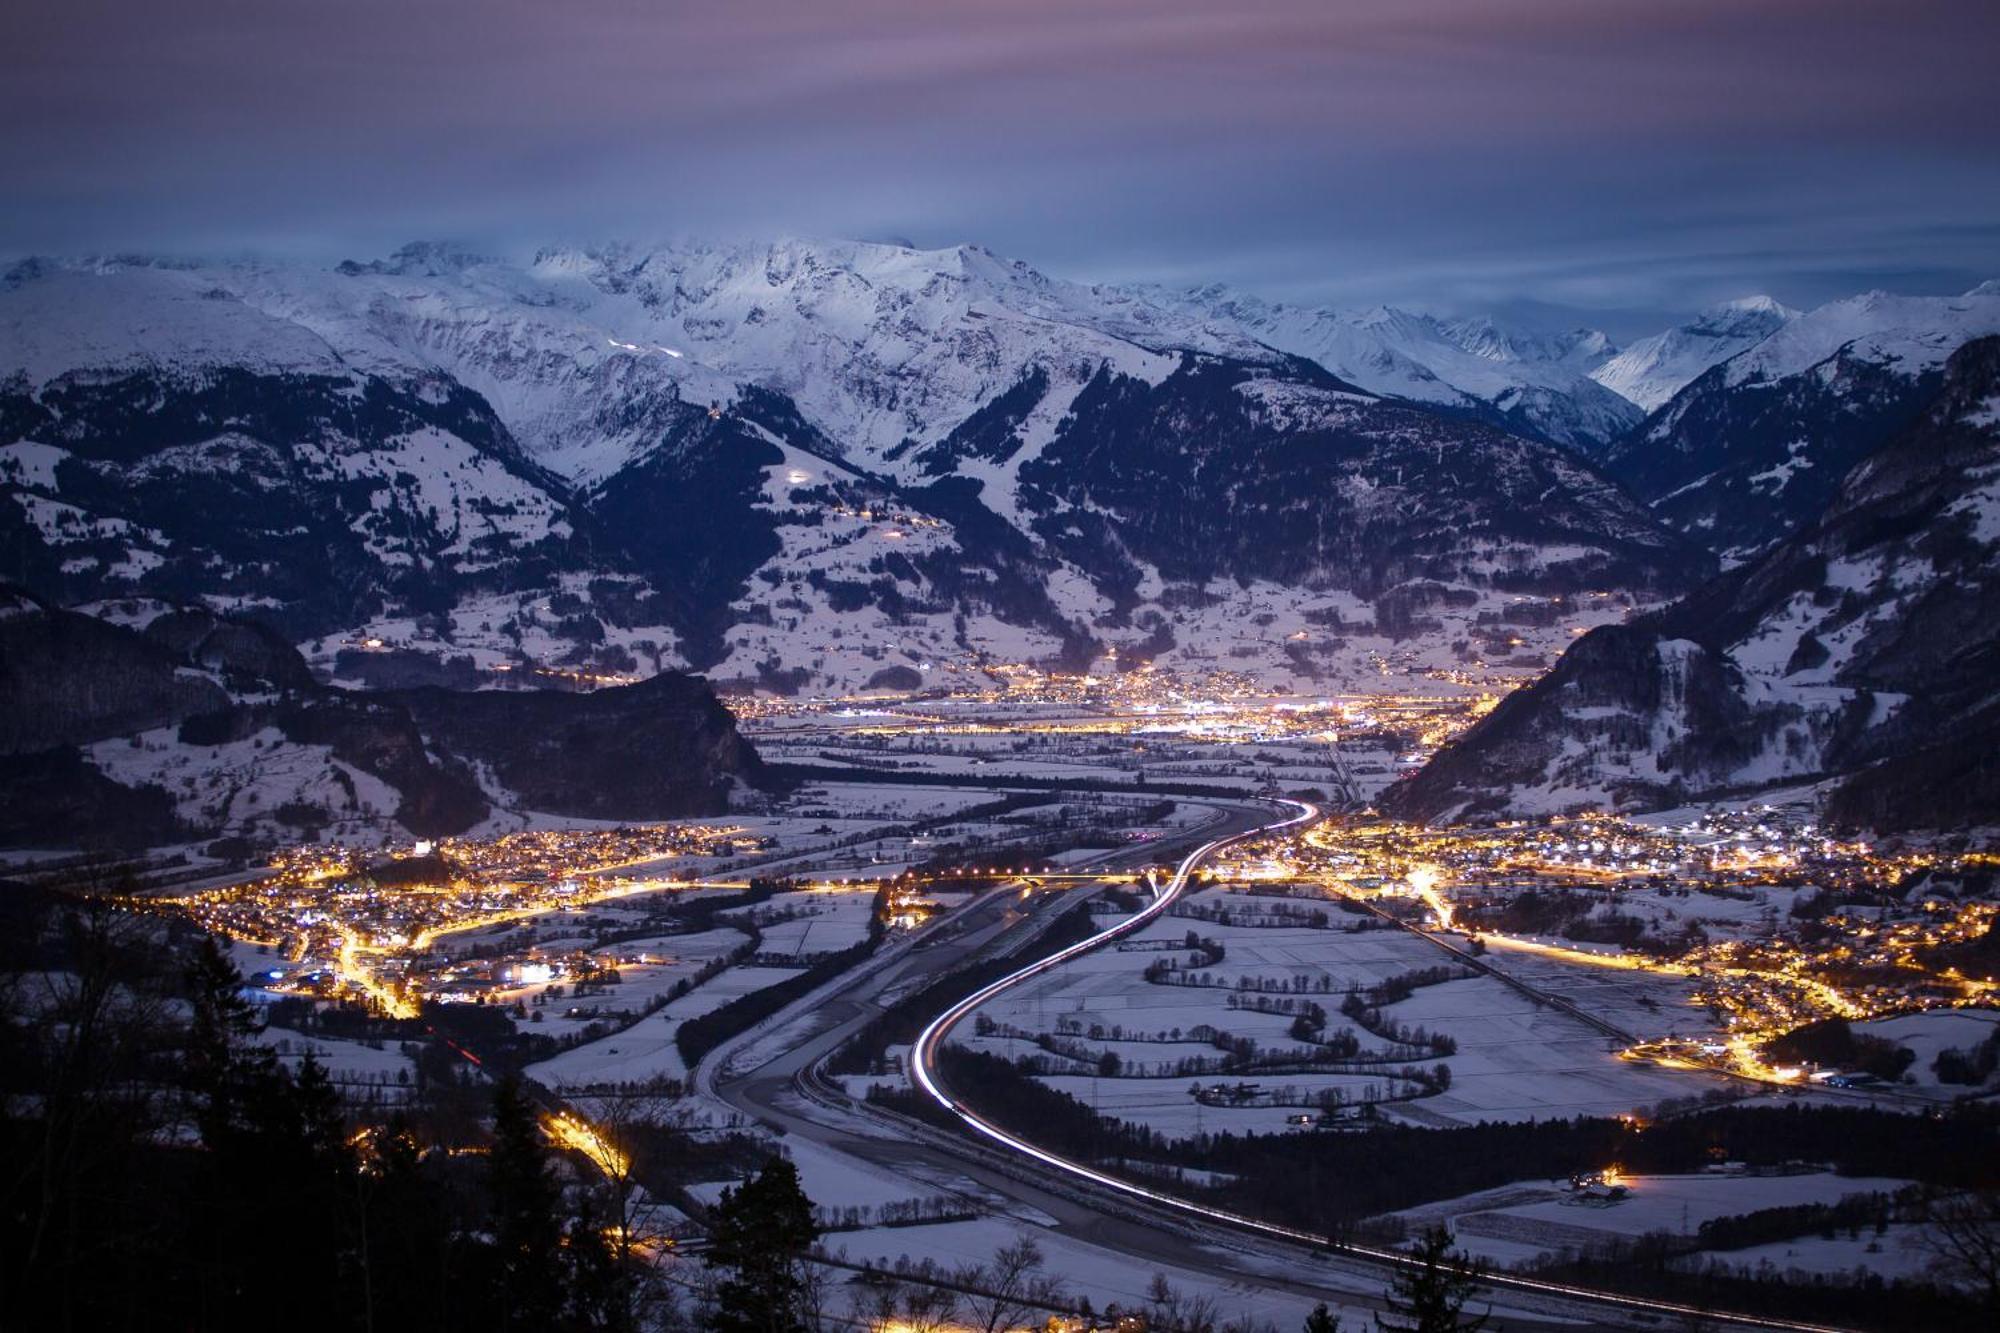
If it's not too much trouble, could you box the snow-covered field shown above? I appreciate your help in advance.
[716,782,1214,880]
[1853,1009,2000,1087]
[745,890,879,958]
[1682,1223,1939,1285]
[256,1026,416,1095]
[819,1216,1374,1327]
[1389,1172,1917,1271]
[689,1138,939,1212]
[525,958,804,1090]
[951,883,1729,1136]
[527,1004,694,1089]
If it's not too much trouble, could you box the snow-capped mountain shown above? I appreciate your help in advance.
[0,259,585,642]
[1,240,1711,696]
[1588,296,1798,412]
[1604,282,2000,561]
[213,239,1277,483]
[1384,335,2000,832]
[1135,285,1645,451]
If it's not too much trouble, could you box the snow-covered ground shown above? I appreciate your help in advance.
[256,1026,416,1090]
[1681,1223,1939,1285]
[1853,1009,2000,1087]
[691,1133,1390,1329]
[88,725,408,846]
[1389,1172,1916,1271]
[525,957,802,1091]
[819,1217,1376,1328]
[948,883,1729,1137]
[527,1005,694,1089]
[745,890,879,958]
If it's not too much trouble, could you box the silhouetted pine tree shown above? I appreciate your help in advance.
[1305,1301,1344,1333]
[709,1156,819,1333]
[1376,1225,1488,1333]
[489,1077,564,1331]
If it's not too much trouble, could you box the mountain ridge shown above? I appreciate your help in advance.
[1,241,1708,697]
[1602,282,2000,562]
[0,587,768,849]
[1383,335,2000,833]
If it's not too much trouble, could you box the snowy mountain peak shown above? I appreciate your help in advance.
[1134,289,1641,449]
[354,241,498,278]
[1716,283,2000,388]
[1713,293,1796,319]
[1601,283,2000,562]
[1435,316,1617,369]
[1677,295,1800,339]
[1589,296,1799,411]
[0,260,351,382]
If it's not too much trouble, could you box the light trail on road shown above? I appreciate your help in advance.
[545,1109,630,1179]
[908,799,1854,1333]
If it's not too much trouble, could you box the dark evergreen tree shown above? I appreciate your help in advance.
[359,1114,458,1332]
[183,933,280,1144]
[565,1192,627,1332]
[490,1076,565,1331]
[182,940,368,1331]
[274,1055,363,1313]
[1377,1226,1488,1333]
[708,1156,820,1333]
[1305,1301,1344,1333]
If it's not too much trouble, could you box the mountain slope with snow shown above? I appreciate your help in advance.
[1589,296,1798,412]
[1136,285,1644,450]
[1,242,1710,695]
[0,590,768,849]
[1384,335,2000,832]
[214,239,1280,484]
[1604,283,2000,561]
[0,259,588,643]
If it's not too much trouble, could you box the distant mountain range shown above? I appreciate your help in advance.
[2,239,1997,836]
[0,240,1728,696]
[1134,284,1647,451]
[1385,335,2000,833]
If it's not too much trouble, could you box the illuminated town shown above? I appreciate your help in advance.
[62,653,1979,1333]
[145,760,1997,1118]
[8,7,1998,1323]
[1207,812,2000,1090]
[147,822,909,1019]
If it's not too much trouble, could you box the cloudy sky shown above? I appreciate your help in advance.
[5,0,1996,330]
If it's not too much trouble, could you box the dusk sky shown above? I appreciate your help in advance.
[6,0,1997,329]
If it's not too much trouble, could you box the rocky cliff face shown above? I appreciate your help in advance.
[0,591,769,849]
[1384,336,2000,832]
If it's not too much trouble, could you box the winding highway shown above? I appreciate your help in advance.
[706,796,1854,1332]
